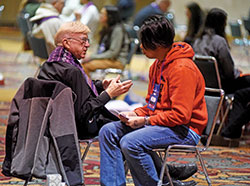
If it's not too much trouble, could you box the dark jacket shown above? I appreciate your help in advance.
[38,61,118,139]
[193,34,240,88]
[2,77,83,186]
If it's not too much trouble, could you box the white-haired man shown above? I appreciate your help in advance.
[37,21,133,140]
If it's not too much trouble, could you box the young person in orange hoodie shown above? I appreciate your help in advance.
[99,15,207,186]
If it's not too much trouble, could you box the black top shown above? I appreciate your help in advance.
[38,61,118,139]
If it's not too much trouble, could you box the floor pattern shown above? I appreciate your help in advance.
[0,27,250,186]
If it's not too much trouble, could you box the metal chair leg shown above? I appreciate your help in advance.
[81,141,92,162]
[158,151,174,186]
[196,150,212,186]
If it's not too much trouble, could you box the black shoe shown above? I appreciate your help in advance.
[167,163,198,180]
[164,180,197,186]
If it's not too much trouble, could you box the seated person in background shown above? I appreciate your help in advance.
[59,0,80,22]
[82,5,130,77]
[221,87,250,139]
[30,0,65,55]
[37,21,133,139]
[74,0,99,44]
[129,0,171,51]
[98,15,207,186]
[183,2,205,46]
[133,0,171,28]
[19,0,42,18]
[193,8,250,94]
[116,0,135,23]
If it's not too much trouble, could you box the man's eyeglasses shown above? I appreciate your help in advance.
[67,37,90,45]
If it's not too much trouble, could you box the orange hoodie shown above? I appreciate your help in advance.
[134,42,208,136]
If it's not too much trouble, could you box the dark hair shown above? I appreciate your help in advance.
[139,15,175,50]
[185,2,204,40]
[99,5,125,51]
[105,5,121,27]
[197,8,228,44]
[205,8,227,37]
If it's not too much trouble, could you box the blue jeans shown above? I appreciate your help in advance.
[99,121,198,186]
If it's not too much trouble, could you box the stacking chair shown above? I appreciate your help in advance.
[15,12,32,61]
[17,12,31,40]
[154,88,225,186]
[26,31,49,77]
[242,17,250,36]
[193,55,233,135]
[242,17,250,51]
[229,20,249,57]
[27,31,48,60]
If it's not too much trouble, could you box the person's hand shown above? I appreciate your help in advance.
[102,78,113,90]
[120,111,137,117]
[74,11,81,21]
[123,116,145,129]
[118,111,137,123]
[105,75,133,99]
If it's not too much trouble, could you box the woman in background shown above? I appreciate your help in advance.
[193,8,250,94]
[183,2,204,46]
[82,5,130,77]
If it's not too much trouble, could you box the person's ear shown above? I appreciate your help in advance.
[62,38,70,49]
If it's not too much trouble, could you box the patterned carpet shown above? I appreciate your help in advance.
[0,103,250,186]
[0,27,250,186]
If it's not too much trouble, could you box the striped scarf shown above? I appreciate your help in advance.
[47,46,98,96]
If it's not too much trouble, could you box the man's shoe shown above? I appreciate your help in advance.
[167,163,198,180]
[164,180,197,186]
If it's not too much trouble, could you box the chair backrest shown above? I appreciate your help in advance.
[242,17,250,34]
[229,21,242,38]
[126,38,139,66]
[203,88,224,148]
[17,12,33,37]
[27,31,49,59]
[193,55,222,89]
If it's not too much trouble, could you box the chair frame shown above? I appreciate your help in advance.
[193,55,233,135]
[79,136,99,162]
[154,88,224,186]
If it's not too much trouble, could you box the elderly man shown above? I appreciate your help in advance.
[30,0,65,54]
[37,21,133,139]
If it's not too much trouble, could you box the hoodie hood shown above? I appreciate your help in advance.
[30,3,59,22]
[164,42,195,65]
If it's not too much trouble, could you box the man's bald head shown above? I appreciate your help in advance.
[54,21,90,46]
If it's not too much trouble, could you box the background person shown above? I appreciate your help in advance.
[116,0,135,23]
[82,5,130,77]
[74,0,99,44]
[133,0,171,28]
[221,87,250,139]
[193,8,250,94]
[183,2,205,46]
[30,0,65,55]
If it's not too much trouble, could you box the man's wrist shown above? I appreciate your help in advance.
[144,116,150,125]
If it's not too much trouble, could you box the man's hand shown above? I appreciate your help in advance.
[123,116,145,129]
[119,111,137,123]
[102,78,113,90]
[105,75,133,99]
